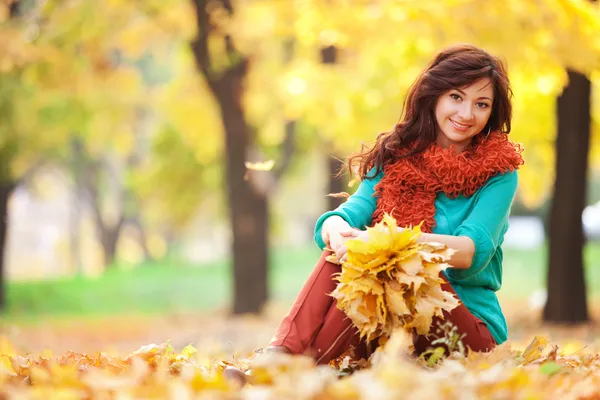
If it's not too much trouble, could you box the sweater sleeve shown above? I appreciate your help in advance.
[446,170,518,282]
[313,170,382,249]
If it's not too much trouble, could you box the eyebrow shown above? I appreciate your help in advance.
[455,88,493,101]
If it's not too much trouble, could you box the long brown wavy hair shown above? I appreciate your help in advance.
[348,44,513,180]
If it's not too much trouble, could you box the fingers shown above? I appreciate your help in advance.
[339,229,360,238]
[336,246,348,263]
[340,253,348,263]
[329,230,357,250]
[330,229,363,262]
[326,228,367,264]
[329,237,343,252]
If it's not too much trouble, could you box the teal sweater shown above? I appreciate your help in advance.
[314,170,519,345]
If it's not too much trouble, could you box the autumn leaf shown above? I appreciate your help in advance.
[539,361,562,376]
[520,336,549,365]
[327,192,351,200]
[244,160,275,171]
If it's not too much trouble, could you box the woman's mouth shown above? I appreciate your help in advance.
[450,119,471,132]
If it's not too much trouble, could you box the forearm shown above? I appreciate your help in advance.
[417,233,475,269]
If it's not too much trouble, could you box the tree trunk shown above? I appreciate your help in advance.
[543,70,591,323]
[76,148,128,270]
[0,0,21,313]
[320,45,346,212]
[100,220,123,267]
[102,232,118,267]
[191,0,269,314]
[69,186,83,275]
[130,216,154,263]
[69,137,84,275]
[0,182,14,311]
[220,77,269,314]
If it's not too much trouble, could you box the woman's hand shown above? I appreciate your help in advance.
[335,229,370,263]
[322,216,372,263]
[322,216,356,249]
[322,216,360,262]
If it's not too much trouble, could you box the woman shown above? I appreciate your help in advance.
[269,44,524,367]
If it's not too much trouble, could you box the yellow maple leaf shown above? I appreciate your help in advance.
[521,336,549,364]
[399,254,423,276]
[384,285,410,315]
[411,311,434,336]
[397,274,427,295]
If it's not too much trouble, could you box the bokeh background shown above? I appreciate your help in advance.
[0,0,599,355]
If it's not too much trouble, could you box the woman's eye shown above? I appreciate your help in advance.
[476,102,490,108]
[450,93,461,100]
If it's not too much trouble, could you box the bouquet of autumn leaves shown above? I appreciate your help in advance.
[328,214,461,344]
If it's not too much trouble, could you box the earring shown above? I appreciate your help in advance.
[485,125,492,136]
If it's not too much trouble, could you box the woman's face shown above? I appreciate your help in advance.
[434,77,494,151]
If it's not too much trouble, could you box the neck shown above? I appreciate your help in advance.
[435,136,472,153]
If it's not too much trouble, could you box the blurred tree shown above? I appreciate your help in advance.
[0,151,15,310]
[190,0,274,314]
[0,0,196,289]
[543,0,597,324]
[38,0,216,269]
[320,45,348,211]
[544,70,592,323]
[68,136,150,267]
[32,0,173,269]
[0,0,48,309]
[186,0,302,314]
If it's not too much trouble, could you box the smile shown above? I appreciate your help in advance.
[450,119,471,132]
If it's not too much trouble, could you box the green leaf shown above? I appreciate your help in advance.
[539,362,562,376]
[427,347,446,367]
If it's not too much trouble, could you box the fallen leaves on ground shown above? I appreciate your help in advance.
[329,214,460,343]
[1,332,600,398]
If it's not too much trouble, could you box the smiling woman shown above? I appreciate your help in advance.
[225,44,525,385]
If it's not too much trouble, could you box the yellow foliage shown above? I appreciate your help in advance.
[2,0,599,249]
[0,29,39,72]
[330,214,460,342]
[233,0,600,206]
[0,334,597,398]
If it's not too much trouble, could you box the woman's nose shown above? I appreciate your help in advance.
[458,103,474,120]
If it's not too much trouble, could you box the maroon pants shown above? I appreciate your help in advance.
[270,250,496,364]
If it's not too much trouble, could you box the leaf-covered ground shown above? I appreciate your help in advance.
[0,302,599,398]
[0,325,599,399]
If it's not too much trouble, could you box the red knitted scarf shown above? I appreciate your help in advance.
[371,132,524,233]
